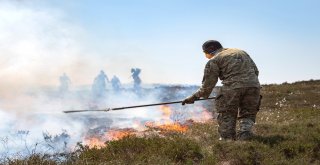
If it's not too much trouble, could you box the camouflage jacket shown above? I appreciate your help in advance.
[194,48,260,98]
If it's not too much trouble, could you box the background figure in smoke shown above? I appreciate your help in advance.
[92,70,109,98]
[59,73,71,94]
[111,75,121,92]
[131,68,142,94]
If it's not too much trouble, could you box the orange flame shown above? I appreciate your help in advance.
[84,128,136,148]
[84,105,212,148]
[84,137,106,149]
[143,105,188,132]
[145,122,188,132]
[105,129,135,141]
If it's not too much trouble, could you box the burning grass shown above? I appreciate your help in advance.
[4,80,320,164]
[84,128,137,149]
[82,105,210,149]
[83,121,191,149]
[76,135,203,164]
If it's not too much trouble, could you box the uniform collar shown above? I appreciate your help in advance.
[209,48,224,55]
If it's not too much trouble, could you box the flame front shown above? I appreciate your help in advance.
[105,129,135,141]
[84,128,136,148]
[156,105,188,132]
[84,137,106,149]
[145,122,188,132]
[84,105,211,148]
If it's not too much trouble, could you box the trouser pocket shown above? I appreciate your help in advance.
[215,94,225,113]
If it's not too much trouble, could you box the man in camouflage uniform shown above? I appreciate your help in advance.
[182,40,261,140]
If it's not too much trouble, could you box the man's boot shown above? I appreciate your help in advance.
[237,118,255,140]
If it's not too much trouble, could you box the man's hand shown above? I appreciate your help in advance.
[182,95,199,105]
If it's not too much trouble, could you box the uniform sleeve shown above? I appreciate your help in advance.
[251,59,259,76]
[244,51,259,77]
[193,60,219,98]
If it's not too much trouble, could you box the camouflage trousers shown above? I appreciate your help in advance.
[215,87,261,140]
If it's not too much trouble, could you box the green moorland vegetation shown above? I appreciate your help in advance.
[8,80,320,165]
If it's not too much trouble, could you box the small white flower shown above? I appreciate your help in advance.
[282,98,286,102]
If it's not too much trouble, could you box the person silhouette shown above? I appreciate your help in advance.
[111,75,121,91]
[59,73,71,93]
[92,70,109,97]
[131,68,141,90]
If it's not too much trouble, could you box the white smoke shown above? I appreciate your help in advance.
[0,1,101,160]
[0,1,212,162]
[0,1,96,97]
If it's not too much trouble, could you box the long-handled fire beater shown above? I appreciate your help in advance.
[63,97,216,113]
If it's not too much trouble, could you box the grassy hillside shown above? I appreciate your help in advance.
[8,80,320,165]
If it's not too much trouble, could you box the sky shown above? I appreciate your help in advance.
[0,0,319,91]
